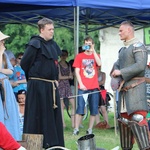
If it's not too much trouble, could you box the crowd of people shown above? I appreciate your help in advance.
[0,18,150,150]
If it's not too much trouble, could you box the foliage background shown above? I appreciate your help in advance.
[1,24,100,60]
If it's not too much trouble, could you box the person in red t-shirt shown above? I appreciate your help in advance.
[72,36,101,135]
[0,122,26,150]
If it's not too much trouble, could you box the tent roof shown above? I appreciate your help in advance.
[78,0,150,9]
[0,0,76,6]
[0,0,150,32]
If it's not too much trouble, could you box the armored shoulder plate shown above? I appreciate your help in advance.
[133,42,143,48]
[133,42,147,53]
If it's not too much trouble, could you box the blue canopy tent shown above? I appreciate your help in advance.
[0,0,150,72]
[78,0,150,9]
[0,0,76,6]
[0,0,150,32]
[0,0,150,52]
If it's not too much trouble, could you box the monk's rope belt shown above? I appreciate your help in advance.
[120,77,145,92]
[0,76,9,119]
[29,77,58,109]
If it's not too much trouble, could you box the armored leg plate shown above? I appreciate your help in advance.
[118,119,133,150]
[129,121,150,150]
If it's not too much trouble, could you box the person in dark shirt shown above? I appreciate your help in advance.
[21,18,64,149]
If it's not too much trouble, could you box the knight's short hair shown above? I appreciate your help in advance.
[37,18,54,31]
[120,21,134,29]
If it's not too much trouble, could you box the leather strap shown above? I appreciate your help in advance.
[121,77,145,92]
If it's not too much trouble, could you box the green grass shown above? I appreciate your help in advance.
[63,111,139,150]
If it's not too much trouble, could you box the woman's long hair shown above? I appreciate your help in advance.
[3,53,8,69]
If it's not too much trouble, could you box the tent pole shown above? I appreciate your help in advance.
[74,6,79,55]
[74,6,80,110]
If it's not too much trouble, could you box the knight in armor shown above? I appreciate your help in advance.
[111,21,150,150]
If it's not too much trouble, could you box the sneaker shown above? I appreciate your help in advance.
[73,128,79,135]
[86,128,92,134]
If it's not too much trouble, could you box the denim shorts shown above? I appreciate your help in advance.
[76,89,99,115]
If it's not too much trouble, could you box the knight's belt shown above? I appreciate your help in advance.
[121,77,145,91]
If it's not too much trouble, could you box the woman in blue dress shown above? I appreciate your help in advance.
[0,31,21,140]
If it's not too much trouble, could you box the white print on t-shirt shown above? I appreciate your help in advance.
[82,59,95,78]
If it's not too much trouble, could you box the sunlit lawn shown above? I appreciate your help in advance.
[63,111,139,150]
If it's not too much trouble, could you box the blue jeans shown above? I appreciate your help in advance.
[76,89,99,115]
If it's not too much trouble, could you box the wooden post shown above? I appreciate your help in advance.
[17,140,28,149]
[113,91,117,136]
[22,134,43,150]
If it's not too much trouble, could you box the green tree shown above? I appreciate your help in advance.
[54,27,74,58]
[2,24,100,60]
[3,24,38,55]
